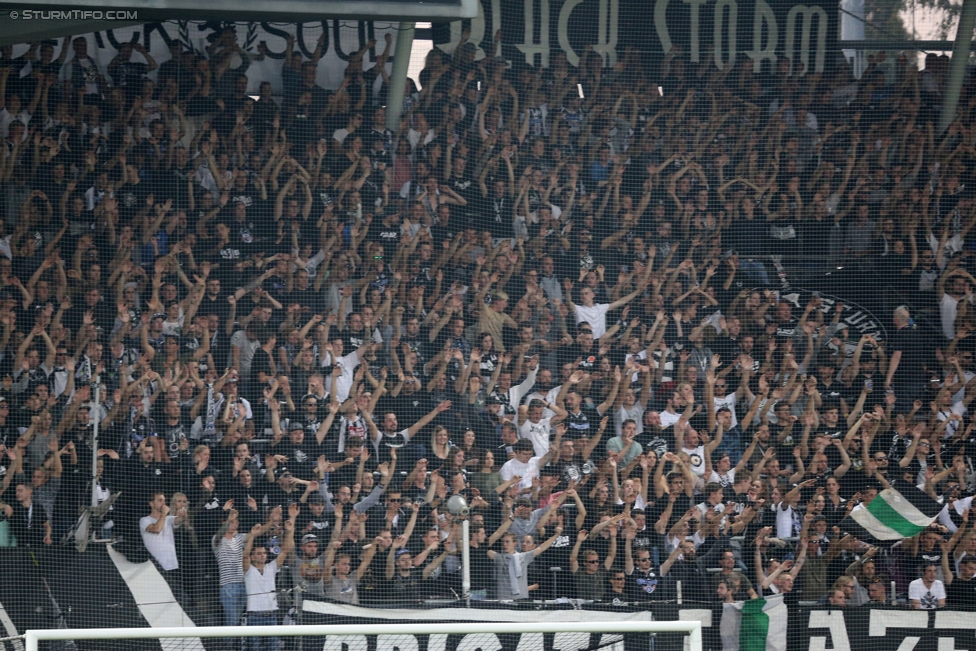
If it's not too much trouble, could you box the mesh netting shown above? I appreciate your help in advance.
[0,9,975,651]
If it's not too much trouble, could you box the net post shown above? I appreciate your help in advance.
[25,630,37,651]
[90,382,101,509]
[461,517,471,603]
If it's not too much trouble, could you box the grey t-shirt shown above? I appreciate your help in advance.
[494,550,536,600]
[229,330,259,377]
[325,575,359,604]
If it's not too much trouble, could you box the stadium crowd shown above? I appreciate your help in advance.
[2,23,976,648]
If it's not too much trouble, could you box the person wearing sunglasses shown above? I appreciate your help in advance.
[569,514,625,601]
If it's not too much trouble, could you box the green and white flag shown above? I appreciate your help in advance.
[848,486,943,540]
[720,594,788,651]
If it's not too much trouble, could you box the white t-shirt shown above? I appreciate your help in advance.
[0,108,31,140]
[660,410,682,429]
[625,351,647,383]
[936,401,968,439]
[908,578,946,609]
[328,350,360,403]
[575,303,611,339]
[708,468,736,488]
[713,392,738,429]
[940,292,971,340]
[245,560,279,612]
[519,417,553,458]
[140,514,179,571]
[615,404,645,437]
[682,444,706,476]
[499,456,543,490]
[774,503,796,539]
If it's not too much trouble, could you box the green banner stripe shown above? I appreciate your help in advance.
[740,598,770,651]
[866,493,927,538]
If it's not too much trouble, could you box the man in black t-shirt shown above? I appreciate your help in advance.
[248,328,277,404]
[887,307,925,414]
[946,556,976,607]
[271,423,319,481]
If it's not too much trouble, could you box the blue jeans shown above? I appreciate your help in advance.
[221,582,246,627]
[247,612,280,651]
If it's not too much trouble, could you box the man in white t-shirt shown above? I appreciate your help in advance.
[140,492,189,600]
[141,492,188,571]
[242,507,297,649]
[499,439,557,492]
[518,398,567,457]
[564,282,645,340]
[322,339,376,403]
[909,562,946,609]
[937,269,976,340]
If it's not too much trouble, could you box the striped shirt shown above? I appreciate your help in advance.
[213,532,247,586]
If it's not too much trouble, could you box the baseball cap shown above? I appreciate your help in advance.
[516,498,533,508]
[301,534,318,544]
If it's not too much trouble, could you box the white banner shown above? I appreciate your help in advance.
[6,21,396,95]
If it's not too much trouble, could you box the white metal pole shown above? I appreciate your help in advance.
[90,383,101,508]
[462,517,471,604]
[384,22,416,131]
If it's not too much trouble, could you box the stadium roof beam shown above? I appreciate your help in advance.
[838,39,976,50]
[939,0,976,133]
[0,17,141,46]
[0,0,476,26]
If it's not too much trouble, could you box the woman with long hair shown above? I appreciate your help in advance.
[469,449,504,497]
[429,425,452,468]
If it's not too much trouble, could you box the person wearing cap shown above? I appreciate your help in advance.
[287,532,327,606]
[269,399,317,479]
[296,489,329,536]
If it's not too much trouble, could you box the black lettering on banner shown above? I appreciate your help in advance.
[295,22,327,59]
[141,23,177,51]
[435,0,838,75]
[260,22,295,59]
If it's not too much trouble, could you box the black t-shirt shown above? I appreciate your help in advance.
[637,427,672,459]
[946,575,976,607]
[369,221,401,251]
[627,566,664,601]
[563,404,604,440]
[890,324,925,386]
[249,349,275,397]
